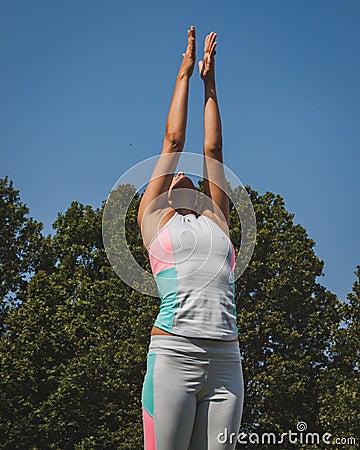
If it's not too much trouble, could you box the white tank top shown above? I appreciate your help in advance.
[147,212,238,340]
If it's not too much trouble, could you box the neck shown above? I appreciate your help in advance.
[175,208,197,216]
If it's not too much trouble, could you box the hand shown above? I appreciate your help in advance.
[181,26,196,77]
[198,31,217,81]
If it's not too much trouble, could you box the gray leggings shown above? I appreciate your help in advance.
[142,335,244,450]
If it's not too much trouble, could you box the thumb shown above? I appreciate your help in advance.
[198,60,203,71]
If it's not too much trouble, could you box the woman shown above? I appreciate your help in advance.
[137,26,244,450]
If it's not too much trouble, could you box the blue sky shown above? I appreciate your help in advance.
[1,0,359,301]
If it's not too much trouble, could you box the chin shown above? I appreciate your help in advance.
[172,178,195,191]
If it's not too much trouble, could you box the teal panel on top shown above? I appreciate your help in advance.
[141,353,156,417]
[154,267,178,332]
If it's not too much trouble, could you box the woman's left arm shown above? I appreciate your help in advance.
[200,31,229,225]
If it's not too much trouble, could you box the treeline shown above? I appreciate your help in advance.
[0,176,358,449]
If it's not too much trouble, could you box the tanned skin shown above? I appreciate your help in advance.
[137,27,230,338]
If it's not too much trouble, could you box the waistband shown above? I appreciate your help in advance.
[149,335,241,361]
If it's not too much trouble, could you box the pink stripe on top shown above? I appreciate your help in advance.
[230,245,236,272]
[148,227,175,276]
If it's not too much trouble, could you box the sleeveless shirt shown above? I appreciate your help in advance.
[147,212,238,341]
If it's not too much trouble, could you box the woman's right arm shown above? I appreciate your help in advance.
[137,26,196,230]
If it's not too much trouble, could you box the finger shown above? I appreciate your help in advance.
[188,38,195,54]
[188,29,195,44]
[187,33,195,54]
[199,61,206,77]
[205,33,211,50]
[198,61,203,76]
[210,41,217,57]
[209,32,217,48]
[205,32,217,53]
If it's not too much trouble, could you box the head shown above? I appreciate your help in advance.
[168,172,197,213]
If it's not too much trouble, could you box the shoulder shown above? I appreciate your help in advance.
[159,208,177,229]
[201,209,230,238]
[140,207,176,249]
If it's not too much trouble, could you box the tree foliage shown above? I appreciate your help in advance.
[0,178,357,449]
[0,177,44,332]
[318,266,359,448]
[230,188,345,448]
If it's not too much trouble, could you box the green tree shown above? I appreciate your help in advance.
[318,266,359,449]
[0,177,44,332]
[232,189,342,449]
[0,191,156,449]
[0,182,355,450]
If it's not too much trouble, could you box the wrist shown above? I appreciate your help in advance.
[177,71,191,81]
[203,78,216,88]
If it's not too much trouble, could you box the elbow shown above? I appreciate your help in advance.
[204,143,222,155]
[164,133,185,152]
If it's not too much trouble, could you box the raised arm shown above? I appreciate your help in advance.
[199,31,229,225]
[138,26,196,228]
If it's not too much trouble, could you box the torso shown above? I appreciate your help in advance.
[144,208,238,342]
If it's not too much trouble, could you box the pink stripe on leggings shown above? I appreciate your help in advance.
[143,407,156,449]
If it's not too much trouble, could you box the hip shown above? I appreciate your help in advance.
[148,333,242,362]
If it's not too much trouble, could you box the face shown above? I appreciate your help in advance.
[168,173,197,210]
[169,172,195,191]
